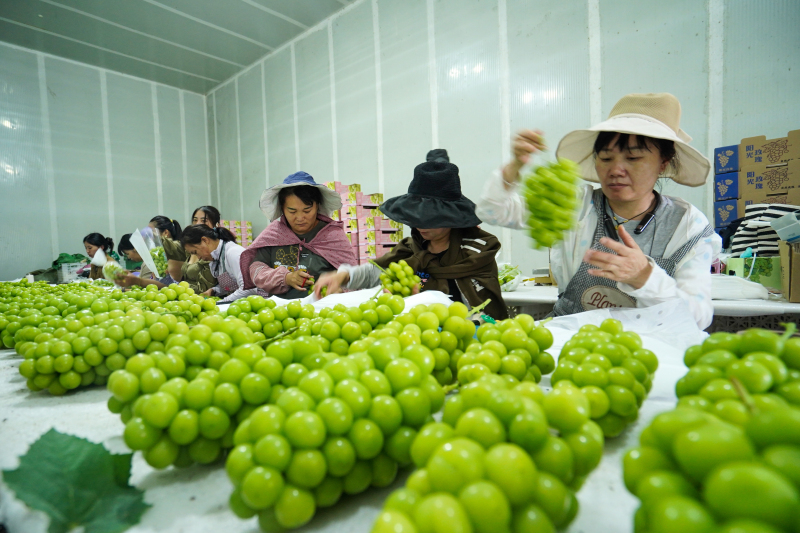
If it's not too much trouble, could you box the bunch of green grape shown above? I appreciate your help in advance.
[622,326,800,533]
[9,282,218,395]
[373,373,599,533]
[523,158,581,249]
[150,246,167,277]
[374,260,421,297]
[102,261,126,282]
[0,280,110,349]
[225,334,447,528]
[552,318,658,437]
[676,326,800,420]
[453,313,554,387]
[624,405,800,532]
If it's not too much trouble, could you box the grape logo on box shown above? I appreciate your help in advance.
[717,179,733,196]
[717,149,734,168]
[763,139,789,163]
[763,167,790,191]
[717,204,735,222]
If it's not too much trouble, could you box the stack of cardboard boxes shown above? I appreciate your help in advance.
[713,129,800,230]
[219,220,254,247]
[323,181,403,264]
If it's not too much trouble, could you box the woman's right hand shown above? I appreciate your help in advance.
[503,129,547,185]
[285,269,312,291]
[314,271,349,298]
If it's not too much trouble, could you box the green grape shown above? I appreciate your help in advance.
[522,158,581,250]
[374,260,421,296]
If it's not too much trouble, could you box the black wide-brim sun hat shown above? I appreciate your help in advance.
[379,151,482,229]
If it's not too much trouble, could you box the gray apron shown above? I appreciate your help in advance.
[552,190,714,315]
[213,242,269,299]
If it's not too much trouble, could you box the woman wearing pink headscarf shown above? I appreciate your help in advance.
[240,172,357,299]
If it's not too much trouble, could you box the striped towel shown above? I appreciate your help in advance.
[731,203,800,256]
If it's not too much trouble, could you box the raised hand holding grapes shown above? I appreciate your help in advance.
[503,129,547,186]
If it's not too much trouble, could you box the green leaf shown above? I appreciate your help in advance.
[2,429,150,533]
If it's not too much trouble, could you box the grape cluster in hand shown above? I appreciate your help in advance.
[377,260,421,297]
[523,158,581,249]
[150,247,167,277]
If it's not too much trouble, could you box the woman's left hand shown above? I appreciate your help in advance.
[584,225,653,289]
[202,288,214,297]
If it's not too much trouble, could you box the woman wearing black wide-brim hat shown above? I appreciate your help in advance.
[314,150,508,320]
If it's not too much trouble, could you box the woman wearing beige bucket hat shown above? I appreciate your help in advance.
[477,93,722,329]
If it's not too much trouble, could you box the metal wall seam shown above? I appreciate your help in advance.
[203,91,212,204]
[99,70,116,240]
[497,0,512,264]
[707,0,724,217]
[327,21,339,183]
[587,0,602,124]
[213,92,222,208]
[234,78,245,219]
[260,62,271,188]
[179,91,190,222]
[290,43,301,170]
[36,54,60,259]
[426,0,439,147]
[151,84,164,215]
[371,0,385,194]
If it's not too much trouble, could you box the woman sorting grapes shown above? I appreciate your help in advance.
[239,172,357,299]
[81,233,115,279]
[159,206,218,294]
[181,224,255,303]
[314,150,508,319]
[477,93,720,329]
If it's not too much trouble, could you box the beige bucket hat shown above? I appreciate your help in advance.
[556,93,711,187]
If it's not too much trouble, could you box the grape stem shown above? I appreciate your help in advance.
[255,327,299,347]
[368,260,387,273]
[442,382,460,395]
[729,376,758,414]
[780,322,798,340]
[469,299,492,317]
[370,286,385,301]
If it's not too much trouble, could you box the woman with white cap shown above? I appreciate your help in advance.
[477,93,721,329]
[239,171,357,299]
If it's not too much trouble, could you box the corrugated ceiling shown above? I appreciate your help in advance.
[0,0,353,93]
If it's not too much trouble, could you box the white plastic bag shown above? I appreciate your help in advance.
[544,299,707,356]
[498,263,522,292]
[130,228,162,278]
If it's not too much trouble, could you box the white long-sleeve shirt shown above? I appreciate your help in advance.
[476,169,722,329]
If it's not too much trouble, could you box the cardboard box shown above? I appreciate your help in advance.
[742,188,800,210]
[714,145,740,174]
[714,171,740,201]
[779,241,800,302]
[714,130,800,174]
[714,200,742,228]
[739,160,800,201]
[364,193,383,206]
[726,256,782,291]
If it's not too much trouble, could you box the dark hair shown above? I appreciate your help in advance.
[278,186,323,210]
[83,233,113,252]
[118,234,134,255]
[593,132,679,176]
[191,205,221,227]
[150,216,182,240]
[181,224,237,247]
